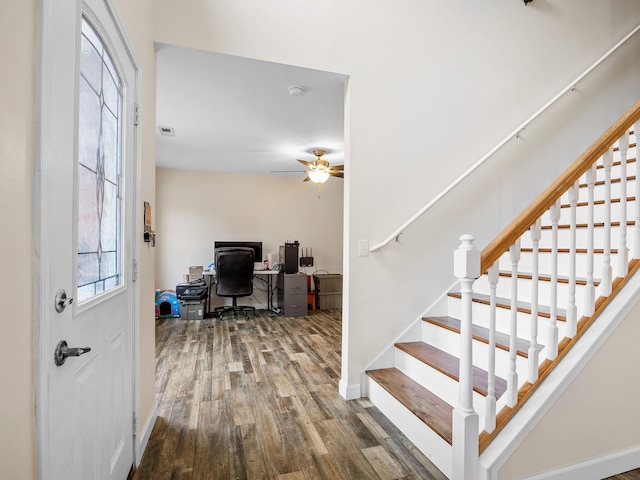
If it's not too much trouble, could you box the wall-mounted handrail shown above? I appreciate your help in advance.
[369,24,640,253]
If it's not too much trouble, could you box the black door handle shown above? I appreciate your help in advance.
[54,340,91,366]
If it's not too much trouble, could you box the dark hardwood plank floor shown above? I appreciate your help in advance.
[132,309,447,480]
[605,470,640,480]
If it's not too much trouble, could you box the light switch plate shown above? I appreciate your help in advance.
[358,239,369,257]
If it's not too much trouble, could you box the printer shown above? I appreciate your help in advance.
[176,278,208,301]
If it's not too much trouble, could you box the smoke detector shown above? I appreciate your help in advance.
[288,86,304,97]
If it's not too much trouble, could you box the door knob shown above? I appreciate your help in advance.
[54,289,73,313]
[54,340,91,366]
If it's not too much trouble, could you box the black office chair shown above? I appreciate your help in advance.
[213,247,255,319]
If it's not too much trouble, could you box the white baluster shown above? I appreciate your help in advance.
[566,182,578,338]
[506,239,520,408]
[618,132,630,277]
[633,121,640,259]
[547,200,560,360]
[485,262,498,433]
[452,234,480,480]
[528,219,541,383]
[584,164,596,317]
[600,148,613,297]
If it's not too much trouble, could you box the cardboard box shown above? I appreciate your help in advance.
[313,274,343,293]
[318,292,343,310]
[188,265,204,281]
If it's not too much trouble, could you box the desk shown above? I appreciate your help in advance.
[204,269,280,316]
[254,270,280,313]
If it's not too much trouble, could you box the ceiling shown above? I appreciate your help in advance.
[155,44,347,177]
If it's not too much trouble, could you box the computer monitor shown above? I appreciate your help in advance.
[214,241,263,264]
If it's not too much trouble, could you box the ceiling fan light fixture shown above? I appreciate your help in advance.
[308,169,330,184]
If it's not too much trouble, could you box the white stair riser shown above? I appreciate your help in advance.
[498,250,616,280]
[394,348,487,431]
[472,273,588,315]
[560,202,638,225]
[604,158,638,180]
[534,182,639,223]
[518,224,634,251]
[366,377,453,479]
[421,321,530,385]
[577,177,637,201]
[446,295,568,343]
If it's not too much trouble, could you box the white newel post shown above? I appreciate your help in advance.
[453,235,480,480]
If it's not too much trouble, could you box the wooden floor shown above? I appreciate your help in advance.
[605,470,640,480]
[132,309,447,480]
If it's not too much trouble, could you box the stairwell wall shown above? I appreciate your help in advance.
[151,0,640,399]
[496,285,640,479]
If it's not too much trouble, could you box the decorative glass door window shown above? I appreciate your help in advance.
[77,17,123,302]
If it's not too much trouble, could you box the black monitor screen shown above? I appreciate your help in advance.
[214,241,263,263]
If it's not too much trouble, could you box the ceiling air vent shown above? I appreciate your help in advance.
[158,126,175,136]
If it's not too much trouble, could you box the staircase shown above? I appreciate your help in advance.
[365,101,640,479]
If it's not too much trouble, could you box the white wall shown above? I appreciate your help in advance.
[0,2,37,478]
[155,168,344,305]
[498,296,640,479]
[152,0,640,396]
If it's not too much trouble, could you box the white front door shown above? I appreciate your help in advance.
[36,1,139,479]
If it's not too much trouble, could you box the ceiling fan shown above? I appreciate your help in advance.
[272,149,344,184]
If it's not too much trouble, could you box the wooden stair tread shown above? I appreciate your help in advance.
[423,316,532,358]
[561,196,636,208]
[395,341,507,399]
[520,247,618,254]
[611,143,637,153]
[448,291,567,322]
[366,368,453,445]
[596,153,637,165]
[579,174,636,188]
[541,220,635,229]
[498,270,600,286]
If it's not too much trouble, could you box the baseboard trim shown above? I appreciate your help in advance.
[339,379,361,400]
[135,402,158,465]
[521,445,640,480]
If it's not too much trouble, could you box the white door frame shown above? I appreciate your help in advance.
[34,0,141,477]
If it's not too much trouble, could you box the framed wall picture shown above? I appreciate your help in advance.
[144,201,152,233]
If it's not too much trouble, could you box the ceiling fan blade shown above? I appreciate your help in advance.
[303,176,311,182]
[297,159,313,167]
[330,171,344,178]
[270,170,306,173]
[329,164,345,171]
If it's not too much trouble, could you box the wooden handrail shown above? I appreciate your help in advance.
[370,24,640,253]
[481,99,640,272]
